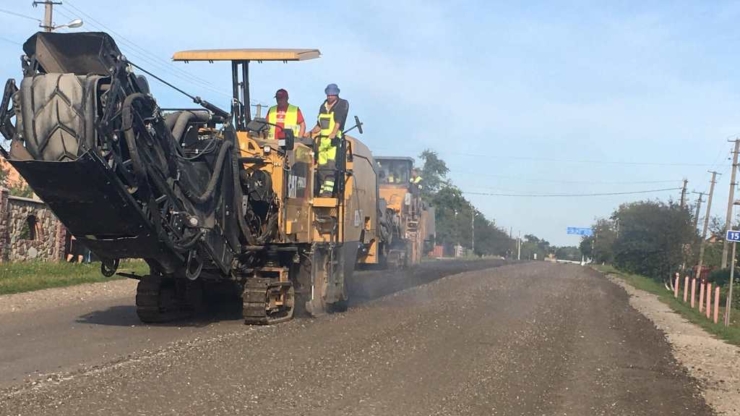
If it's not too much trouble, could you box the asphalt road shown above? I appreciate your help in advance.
[0,259,507,390]
[0,262,712,415]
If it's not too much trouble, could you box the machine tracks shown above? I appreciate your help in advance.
[135,276,187,323]
[242,278,295,325]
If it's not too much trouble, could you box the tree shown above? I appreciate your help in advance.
[554,246,581,261]
[591,218,617,264]
[418,149,450,200]
[9,182,33,198]
[0,161,7,188]
[579,236,593,258]
[611,200,697,281]
[519,234,553,260]
[1,160,33,197]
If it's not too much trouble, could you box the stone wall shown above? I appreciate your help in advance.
[0,187,67,262]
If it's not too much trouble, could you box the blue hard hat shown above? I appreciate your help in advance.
[324,83,340,95]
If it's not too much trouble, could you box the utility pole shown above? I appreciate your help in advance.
[693,192,704,230]
[33,1,63,32]
[722,139,740,268]
[471,209,475,254]
[680,178,688,208]
[697,171,720,280]
[517,231,521,260]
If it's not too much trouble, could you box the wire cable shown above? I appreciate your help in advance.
[0,36,22,46]
[452,170,682,185]
[129,62,197,101]
[463,187,681,198]
[0,8,40,22]
[60,2,232,98]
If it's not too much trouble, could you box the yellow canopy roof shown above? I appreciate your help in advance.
[172,48,320,62]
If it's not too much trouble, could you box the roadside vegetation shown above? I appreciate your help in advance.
[595,264,740,346]
[581,198,740,345]
[419,150,580,260]
[0,260,148,295]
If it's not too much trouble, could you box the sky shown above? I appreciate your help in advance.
[2,0,740,246]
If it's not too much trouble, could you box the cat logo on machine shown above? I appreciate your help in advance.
[287,171,308,199]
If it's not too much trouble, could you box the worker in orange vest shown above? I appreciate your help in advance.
[265,89,306,140]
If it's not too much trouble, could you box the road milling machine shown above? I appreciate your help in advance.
[375,157,433,267]
[0,31,392,324]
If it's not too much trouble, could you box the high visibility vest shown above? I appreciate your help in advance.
[267,105,300,140]
[317,103,343,165]
[412,176,422,184]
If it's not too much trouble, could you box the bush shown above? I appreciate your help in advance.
[718,285,740,311]
[708,268,737,286]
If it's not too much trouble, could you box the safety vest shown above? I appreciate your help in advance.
[317,103,343,165]
[412,176,422,184]
[267,105,300,140]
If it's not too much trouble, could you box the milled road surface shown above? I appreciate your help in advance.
[0,260,506,390]
[0,262,712,415]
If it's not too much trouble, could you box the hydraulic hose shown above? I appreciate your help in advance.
[123,93,201,255]
[121,93,152,198]
[232,147,258,246]
[171,110,210,143]
[181,140,233,204]
[164,111,181,132]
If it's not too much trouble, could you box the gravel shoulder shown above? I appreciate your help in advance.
[606,272,740,416]
[0,262,712,416]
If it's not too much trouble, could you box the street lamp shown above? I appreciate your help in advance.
[52,18,83,31]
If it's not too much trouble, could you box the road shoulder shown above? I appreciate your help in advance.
[604,271,740,416]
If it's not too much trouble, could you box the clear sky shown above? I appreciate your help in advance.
[2,0,740,246]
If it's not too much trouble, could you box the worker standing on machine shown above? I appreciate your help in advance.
[410,168,423,193]
[309,83,349,197]
[265,89,306,140]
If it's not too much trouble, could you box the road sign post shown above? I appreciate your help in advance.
[724,230,739,326]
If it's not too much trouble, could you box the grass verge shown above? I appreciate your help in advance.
[594,264,740,347]
[0,261,149,295]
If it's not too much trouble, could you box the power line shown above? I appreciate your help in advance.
[0,8,40,22]
[463,187,681,198]
[452,153,715,167]
[453,170,681,185]
[0,36,22,46]
[372,145,715,167]
[61,0,225,91]
[60,1,231,98]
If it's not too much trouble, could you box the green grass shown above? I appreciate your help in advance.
[594,265,740,346]
[0,261,149,295]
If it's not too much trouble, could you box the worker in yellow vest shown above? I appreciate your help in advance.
[309,83,349,197]
[410,169,423,194]
[265,89,306,140]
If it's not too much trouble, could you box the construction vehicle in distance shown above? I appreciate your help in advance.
[376,157,433,267]
[0,31,400,324]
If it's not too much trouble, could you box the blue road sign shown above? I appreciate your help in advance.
[727,230,740,242]
[567,227,593,236]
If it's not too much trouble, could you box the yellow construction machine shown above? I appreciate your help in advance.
[375,157,433,267]
[0,32,393,324]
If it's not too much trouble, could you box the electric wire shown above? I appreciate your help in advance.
[452,170,681,185]
[0,8,40,22]
[59,2,232,99]
[61,1,223,89]
[463,187,681,198]
[0,36,22,46]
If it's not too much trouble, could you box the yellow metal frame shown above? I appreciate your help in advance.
[172,49,321,62]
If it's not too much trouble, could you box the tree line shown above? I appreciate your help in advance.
[418,149,578,259]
